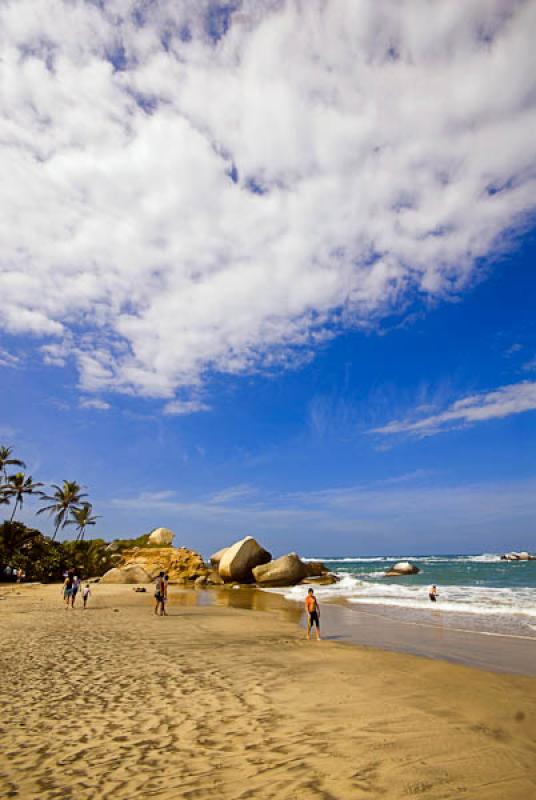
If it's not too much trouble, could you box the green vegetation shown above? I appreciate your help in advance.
[0,444,110,582]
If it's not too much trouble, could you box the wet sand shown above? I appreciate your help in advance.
[1,583,535,800]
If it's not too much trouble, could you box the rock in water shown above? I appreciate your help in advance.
[253,553,308,587]
[385,561,420,576]
[304,560,329,578]
[101,565,152,584]
[206,570,225,585]
[148,527,175,546]
[210,547,229,568]
[218,536,271,583]
[501,551,535,561]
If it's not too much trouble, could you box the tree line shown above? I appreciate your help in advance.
[0,445,99,541]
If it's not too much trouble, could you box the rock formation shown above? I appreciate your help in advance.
[384,560,420,576]
[210,547,229,568]
[102,546,209,583]
[101,564,152,584]
[218,536,271,583]
[253,553,308,587]
[501,551,535,561]
[148,527,175,546]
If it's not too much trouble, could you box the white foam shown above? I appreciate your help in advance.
[278,576,536,621]
[303,554,506,564]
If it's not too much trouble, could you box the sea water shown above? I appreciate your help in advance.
[281,555,536,638]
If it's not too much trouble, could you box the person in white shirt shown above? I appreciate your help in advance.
[82,583,91,609]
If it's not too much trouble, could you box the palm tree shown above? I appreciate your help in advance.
[5,473,45,522]
[0,446,26,484]
[37,480,87,540]
[66,502,101,542]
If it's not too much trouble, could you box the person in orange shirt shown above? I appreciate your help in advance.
[305,588,321,640]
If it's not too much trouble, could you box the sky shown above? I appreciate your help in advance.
[1,0,535,557]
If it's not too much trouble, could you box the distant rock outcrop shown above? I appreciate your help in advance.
[218,536,271,583]
[501,551,535,561]
[148,527,175,546]
[253,553,308,587]
[385,561,420,576]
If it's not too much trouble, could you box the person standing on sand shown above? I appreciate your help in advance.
[429,585,438,603]
[154,571,165,616]
[62,574,73,609]
[161,574,169,616]
[71,573,81,608]
[82,583,91,609]
[305,588,321,640]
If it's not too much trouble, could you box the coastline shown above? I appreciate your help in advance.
[175,583,536,676]
[2,583,535,799]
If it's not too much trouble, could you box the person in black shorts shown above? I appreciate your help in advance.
[429,585,438,603]
[154,571,165,615]
[305,588,321,640]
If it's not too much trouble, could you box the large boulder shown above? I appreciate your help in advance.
[303,560,329,578]
[253,553,308,587]
[148,527,175,546]
[101,565,152,584]
[385,561,420,577]
[210,547,229,568]
[218,536,271,583]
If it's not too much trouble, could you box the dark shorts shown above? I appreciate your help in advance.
[155,592,162,601]
[308,611,319,627]
[429,594,437,602]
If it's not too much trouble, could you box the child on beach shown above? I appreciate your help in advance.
[82,583,91,609]
[428,585,438,603]
[305,588,321,640]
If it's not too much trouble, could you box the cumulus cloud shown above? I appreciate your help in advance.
[373,380,536,436]
[1,1,536,406]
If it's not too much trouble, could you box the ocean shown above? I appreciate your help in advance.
[281,554,536,639]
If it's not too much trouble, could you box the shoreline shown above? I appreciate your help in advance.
[179,584,536,677]
[3,580,536,675]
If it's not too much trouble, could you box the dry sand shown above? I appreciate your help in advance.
[1,583,535,800]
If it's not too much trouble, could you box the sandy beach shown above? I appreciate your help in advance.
[1,583,535,800]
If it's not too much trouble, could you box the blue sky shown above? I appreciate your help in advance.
[1,2,535,556]
[2,232,535,556]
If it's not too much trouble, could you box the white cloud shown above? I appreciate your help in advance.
[163,398,210,415]
[373,380,536,436]
[1,1,536,406]
[79,397,111,411]
[0,347,20,368]
[208,483,257,504]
